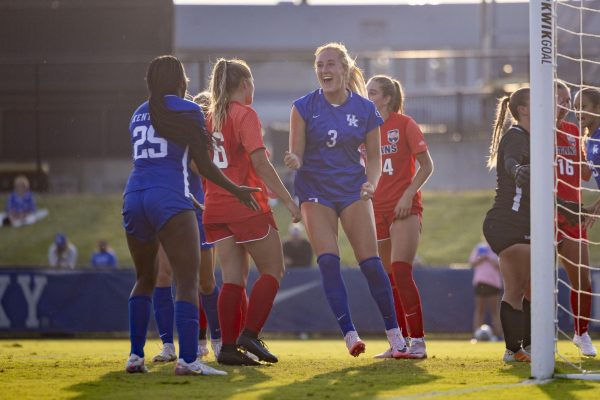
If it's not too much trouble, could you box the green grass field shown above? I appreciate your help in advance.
[4,190,600,268]
[1,339,600,399]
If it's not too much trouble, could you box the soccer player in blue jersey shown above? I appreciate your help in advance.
[151,170,222,363]
[123,55,258,376]
[284,43,407,358]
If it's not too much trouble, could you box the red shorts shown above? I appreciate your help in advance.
[204,212,278,244]
[374,207,422,241]
[556,213,587,242]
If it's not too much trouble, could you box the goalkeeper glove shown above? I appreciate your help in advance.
[511,164,530,188]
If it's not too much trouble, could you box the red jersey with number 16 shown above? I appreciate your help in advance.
[372,113,428,213]
[556,120,585,203]
[203,101,271,224]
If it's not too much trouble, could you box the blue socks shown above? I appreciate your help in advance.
[175,300,199,363]
[200,286,222,340]
[359,256,398,330]
[318,253,355,335]
[152,286,174,344]
[129,296,152,358]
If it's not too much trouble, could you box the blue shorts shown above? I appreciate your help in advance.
[294,170,364,215]
[195,209,213,250]
[123,188,194,243]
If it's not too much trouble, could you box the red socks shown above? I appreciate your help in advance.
[218,283,244,345]
[388,273,409,337]
[391,261,424,338]
[571,286,592,335]
[245,274,280,333]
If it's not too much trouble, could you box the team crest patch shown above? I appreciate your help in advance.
[387,129,399,144]
[567,136,576,146]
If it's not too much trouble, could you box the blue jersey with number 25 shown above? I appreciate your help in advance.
[125,95,203,196]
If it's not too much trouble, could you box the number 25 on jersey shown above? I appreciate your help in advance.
[132,125,167,159]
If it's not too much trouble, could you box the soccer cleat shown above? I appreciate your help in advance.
[211,338,222,359]
[237,333,278,363]
[217,348,261,366]
[373,348,394,359]
[174,358,227,376]
[125,354,148,373]
[344,331,366,357]
[405,337,427,359]
[574,332,597,357]
[152,343,177,363]
[503,348,531,363]
[197,340,209,359]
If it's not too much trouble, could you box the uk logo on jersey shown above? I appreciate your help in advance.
[594,144,599,155]
[346,114,358,127]
[387,129,399,144]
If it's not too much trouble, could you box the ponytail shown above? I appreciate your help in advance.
[348,64,367,97]
[208,58,252,133]
[367,75,404,114]
[487,96,510,170]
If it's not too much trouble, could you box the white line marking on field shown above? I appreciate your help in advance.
[383,379,553,399]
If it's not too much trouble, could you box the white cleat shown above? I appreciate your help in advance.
[405,337,427,359]
[344,330,366,357]
[174,358,228,376]
[197,340,210,359]
[373,348,394,359]
[503,348,530,363]
[574,332,597,357]
[125,354,148,373]
[152,342,177,363]
[211,338,222,359]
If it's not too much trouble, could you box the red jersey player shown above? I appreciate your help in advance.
[555,81,596,356]
[203,58,301,366]
[366,75,434,359]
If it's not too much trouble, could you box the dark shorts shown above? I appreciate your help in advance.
[474,283,502,297]
[123,188,194,243]
[483,208,530,255]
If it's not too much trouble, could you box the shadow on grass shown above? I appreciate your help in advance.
[256,359,438,400]
[65,360,272,400]
[498,356,600,400]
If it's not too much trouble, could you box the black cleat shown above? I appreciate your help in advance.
[237,333,278,363]
[217,348,261,366]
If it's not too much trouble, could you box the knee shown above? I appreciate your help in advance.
[199,278,216,295]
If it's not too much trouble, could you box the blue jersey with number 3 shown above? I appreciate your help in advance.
[125,95,202,196]
[293,89,383,201]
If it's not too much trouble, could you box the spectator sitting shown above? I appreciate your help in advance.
[90,239,118,268]
[48,233,77,269]
[283,223,313,268]
[2,175,48,228]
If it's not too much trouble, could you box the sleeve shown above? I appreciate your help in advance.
[239,109,266,155]
[292,94,310,121]
[405,118,428,154]
[111,253,118,267]
[364,101,384,133]
[502,131,529,176]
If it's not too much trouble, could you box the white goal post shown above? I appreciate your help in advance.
[529,0,556,380]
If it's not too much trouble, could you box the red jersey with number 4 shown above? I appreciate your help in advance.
[372,113,428,212]
[556,121,585,203]
[203,101,271,223]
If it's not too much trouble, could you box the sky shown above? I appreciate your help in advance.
[175,0,527,5]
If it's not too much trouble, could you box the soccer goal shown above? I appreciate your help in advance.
[530,0,600,380]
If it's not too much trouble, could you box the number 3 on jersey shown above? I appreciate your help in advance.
[382,158,394,175]
[212,131,229,168]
